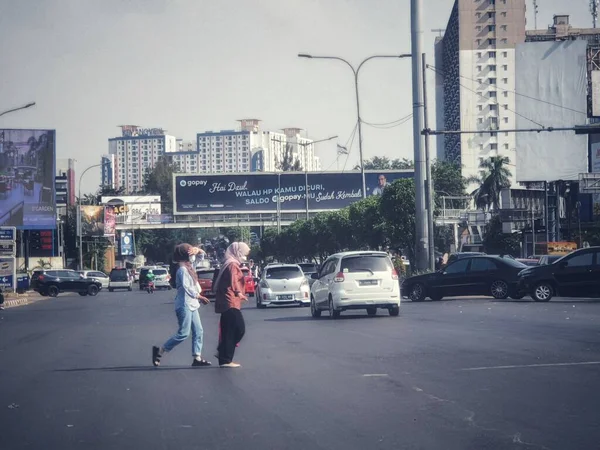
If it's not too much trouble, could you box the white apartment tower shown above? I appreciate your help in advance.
[435,0,526,186]
[107,126,177,194]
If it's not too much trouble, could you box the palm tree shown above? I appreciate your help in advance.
[468,156,512,211]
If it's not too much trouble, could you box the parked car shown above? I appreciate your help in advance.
[31,269,101,297]
[310,251,400,318]
[444,252,486,267]
[402,255,528,302]
[241,267,256,296]
[298,262,319,286]
[109,268,133,292]
[257,264,310,309]
[517,247,600,302]
[152,267,172,290]
[537,255,564,265]
[77,270,109,289]
[197,268,216,298]
[516,258,539,267]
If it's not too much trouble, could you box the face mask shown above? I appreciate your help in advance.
[189,255,196,264]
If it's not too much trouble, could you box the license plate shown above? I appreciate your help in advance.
[277,294,293,300]
[359,280,378,286]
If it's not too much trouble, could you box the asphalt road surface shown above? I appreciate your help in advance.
[1,289,600,450]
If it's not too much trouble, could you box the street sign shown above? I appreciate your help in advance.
[0,257,16,291]
[0,242,15,256]
[0,227,16,242]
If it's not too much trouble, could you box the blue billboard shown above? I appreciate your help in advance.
[173,170,413,214]
[0,129,56,230]
[120,232,134,256]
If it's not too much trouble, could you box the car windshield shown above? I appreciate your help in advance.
[265,267,303,279]
[154,269,167,276]
[299,264,318,273]
[197,271,214,280]
[340,255,391,273]
[111,270,128,281]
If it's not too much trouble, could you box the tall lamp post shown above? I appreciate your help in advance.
[78,163,105,270]
[298,53,411,198]
[0,102,36,118]
[298,135,337,220]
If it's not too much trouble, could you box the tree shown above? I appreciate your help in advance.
[277,144,302,172]
[379,179,416,260]
[468,156,512,211]
[347,196,387,250]
[483,215,520,257]
[356,156,414,170]
[142,158,177,212]
[432,160,466,200]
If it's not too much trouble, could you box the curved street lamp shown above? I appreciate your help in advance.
[298,53,411,198]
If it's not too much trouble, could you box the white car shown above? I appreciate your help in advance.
[78,270,109,290]
[256,264,310,308]
[310,251,401,319]
[152,267,172,290]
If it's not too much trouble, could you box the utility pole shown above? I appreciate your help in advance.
[422,53,435,272]
[533,0,539,29]
[592,0,599,28]
[411,0,429,271]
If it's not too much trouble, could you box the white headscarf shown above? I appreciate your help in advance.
[214,242,251,290]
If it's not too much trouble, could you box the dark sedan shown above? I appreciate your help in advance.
[402,255,528,301]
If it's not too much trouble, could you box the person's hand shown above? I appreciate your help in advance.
[240,294,248,303]
[188,246,205,256]
[198,295,210,305]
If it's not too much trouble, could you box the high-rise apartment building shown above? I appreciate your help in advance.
[435,0,526,186]
[55,158,76,207]
[105,126,177,194]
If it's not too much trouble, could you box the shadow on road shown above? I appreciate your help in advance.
[264,314,390,322]
[54,366,217,373]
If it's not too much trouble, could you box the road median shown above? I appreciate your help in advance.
[3,291,47,309]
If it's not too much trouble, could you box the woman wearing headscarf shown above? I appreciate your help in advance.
[214,241,250,368]
[152,244,211,367]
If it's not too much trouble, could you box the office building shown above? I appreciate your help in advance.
[55,158,76,207]
[435,0,526,186]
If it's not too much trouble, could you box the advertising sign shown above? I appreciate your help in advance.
[0,227,16,241]
[0,256,16,291]
[104,206,116,236]
[547,242,577,255]
[0,129,56,230]
[0,242,16,256]
[173,170,413,215]
[120,232,134,256]
[80,206,104,237]
[101,196,161,224]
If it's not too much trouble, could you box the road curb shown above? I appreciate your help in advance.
[3,293,46,309]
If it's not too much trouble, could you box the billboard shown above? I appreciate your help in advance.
[104,205,116,236]
[0,257,16,291]
[173,170,413,214]
[515,41,588,182]
[0,129,56,229]
[80,206,104,237]
[101,195,161,224]
[120,232,134,256]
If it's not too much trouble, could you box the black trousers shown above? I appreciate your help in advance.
[218,308,245,365]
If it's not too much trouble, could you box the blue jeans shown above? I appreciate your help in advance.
[163,307,204,357]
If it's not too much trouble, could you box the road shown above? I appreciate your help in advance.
[1,290,599,450]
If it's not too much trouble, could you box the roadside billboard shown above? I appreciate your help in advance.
[173,170,413,215]
[101,195,161,224]
[0,129,56,229]
[0,256,16,291]
[120,232,134,256]
[80,205,104,237]
[104,205,116,236]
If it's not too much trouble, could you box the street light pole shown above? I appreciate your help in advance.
[0,102,36,118]
[298,135,337,220]
[78,163,105,270]
[298,53,411,199]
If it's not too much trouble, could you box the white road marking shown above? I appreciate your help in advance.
[462,361,600,371]
[363,374,389,377]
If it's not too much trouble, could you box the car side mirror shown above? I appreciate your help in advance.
[311,273,319,280]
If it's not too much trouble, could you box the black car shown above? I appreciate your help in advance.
[31,269,101,298]
[402,255,527,301]
[537,255,563,265]
[517,247,600,302]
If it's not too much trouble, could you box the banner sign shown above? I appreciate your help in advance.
[0,242,16,256]
[0,227,16,241]
[80,206,104,237]
[104,206,116,236]
[173,170,413,215]
[120,232,134,256]
[0,257,16,291]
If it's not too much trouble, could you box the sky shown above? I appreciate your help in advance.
[0,0,591,193]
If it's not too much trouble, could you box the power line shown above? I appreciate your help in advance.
[428,65,545,129]
[361,114,413,127]
[323,122,358,172]
[362,115,413,129]
[427,64,588,116]
[342,122,359,172]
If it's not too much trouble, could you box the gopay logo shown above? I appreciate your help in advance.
[180,180,187,187]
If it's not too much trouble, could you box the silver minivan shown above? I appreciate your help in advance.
[310,251,401,319]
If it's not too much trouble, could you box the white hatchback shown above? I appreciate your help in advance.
[78,270,109,290]
[310,251,401,319]
[256,264,310,308]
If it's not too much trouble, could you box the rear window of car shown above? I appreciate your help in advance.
[265,267,303,279]
[340,255,391,273]
[154,269,168,276]
[197,271,215,280]
[110,269,129,280]
[299,264,318,273]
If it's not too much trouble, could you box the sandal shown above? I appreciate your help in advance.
[192,359,212,367]
[152,346,162,367]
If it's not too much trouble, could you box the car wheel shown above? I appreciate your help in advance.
[48,285,59,298]
[532,282,553,302]
[366,307,377,316]
[490,280,509,300]
[78,292,88,296]
[40,290,48,297]
[88,285,99,297]
[409,283,426,302]
[389,306,400,317]
[329,297,340,319]
[310,296,321,318]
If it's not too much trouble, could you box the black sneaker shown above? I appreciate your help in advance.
[152,346,161,367]
[192,359,212,367]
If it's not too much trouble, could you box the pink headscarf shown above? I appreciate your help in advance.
[214,242,251,290]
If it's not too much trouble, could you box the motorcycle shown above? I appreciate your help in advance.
[147,281,155,294]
